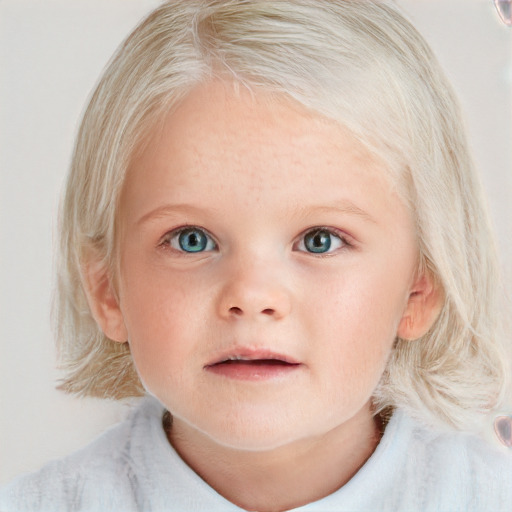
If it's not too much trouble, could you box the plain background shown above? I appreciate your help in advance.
[1,0,511,484]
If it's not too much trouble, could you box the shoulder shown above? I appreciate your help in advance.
[394,409,512,510]
[0,397,159,512]
[345,409,512,511]
[428,425,512,506]
[0,396,242,512]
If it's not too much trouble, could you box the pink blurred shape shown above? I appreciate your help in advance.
[494,0,512,26]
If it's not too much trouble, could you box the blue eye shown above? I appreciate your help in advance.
[167,227,216,253]
[298,228,345,254]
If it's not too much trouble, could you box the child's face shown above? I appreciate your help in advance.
[115,81,420,450]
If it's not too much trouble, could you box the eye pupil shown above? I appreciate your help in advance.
[179,229,207,252]
[305,230,332,253]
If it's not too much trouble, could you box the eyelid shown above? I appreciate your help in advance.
[157,225,354,255]
[159,225,218,252]
[294,226,354,254]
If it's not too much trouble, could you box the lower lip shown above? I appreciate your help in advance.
[205,360,302,381]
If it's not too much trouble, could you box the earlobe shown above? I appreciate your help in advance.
[81,253,128,343]
[397,273,443,341]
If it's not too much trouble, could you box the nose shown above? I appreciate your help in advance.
[216,260,292,321]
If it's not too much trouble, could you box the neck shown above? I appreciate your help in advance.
[166,404,382,512]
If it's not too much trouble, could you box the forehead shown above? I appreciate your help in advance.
[129,82,386,177]
[122,81,407,228]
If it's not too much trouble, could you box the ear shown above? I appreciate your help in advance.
[81,252,128,343]
[397,273,443,341]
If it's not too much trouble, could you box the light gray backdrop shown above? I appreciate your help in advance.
[1,0,511,484]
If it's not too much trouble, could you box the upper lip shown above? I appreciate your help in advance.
[205,348,301,367]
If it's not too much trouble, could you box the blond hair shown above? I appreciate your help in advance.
[56,0,510,433]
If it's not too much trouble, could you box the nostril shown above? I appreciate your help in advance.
[228,306,276,316]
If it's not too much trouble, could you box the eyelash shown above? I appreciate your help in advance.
[159,226,218,254]
[294,227,353,256]
[158,226,353,256]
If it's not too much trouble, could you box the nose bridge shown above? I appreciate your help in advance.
[217,253,291,320]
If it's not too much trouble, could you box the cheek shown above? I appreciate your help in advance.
[302,262,411,385]
[120,251,207,331]
[118,267,209,382]
[306,267,408,340]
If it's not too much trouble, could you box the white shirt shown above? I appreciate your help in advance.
[1,395,511,511]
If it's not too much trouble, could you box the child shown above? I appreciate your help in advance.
[2,0,511,510]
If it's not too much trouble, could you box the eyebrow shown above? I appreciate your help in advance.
[293,200,377,225]
[136,204,214,226]
[136,199,376,226]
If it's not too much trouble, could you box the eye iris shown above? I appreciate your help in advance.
[178,229,207,252]
[305,230,331,253]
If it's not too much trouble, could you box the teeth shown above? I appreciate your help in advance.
[213,355,298,365]
[222,357,289,364]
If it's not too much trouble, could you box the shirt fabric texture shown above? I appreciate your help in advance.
[1,395,511,511]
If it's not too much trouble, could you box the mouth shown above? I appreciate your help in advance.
[217,358,295,366]
[204,350,302,381]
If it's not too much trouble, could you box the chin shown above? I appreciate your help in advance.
[207,428,303,452]
[192,410,324,452]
